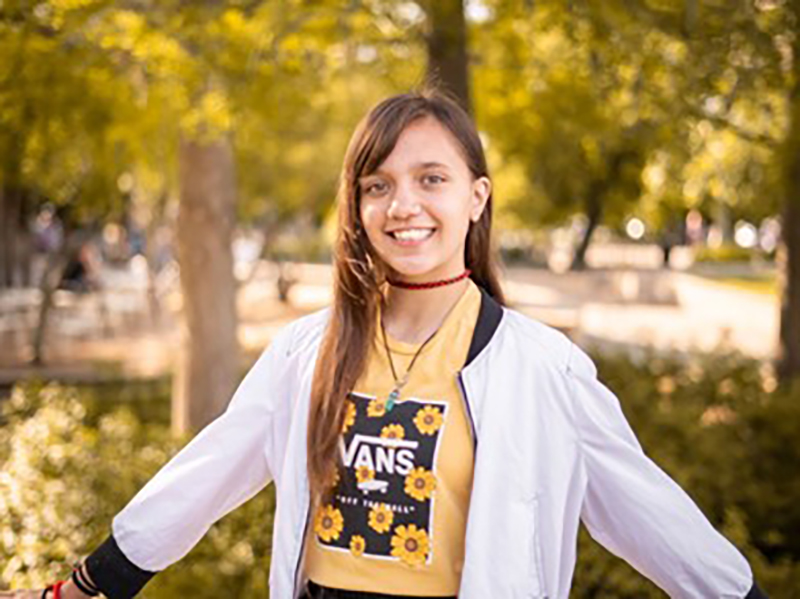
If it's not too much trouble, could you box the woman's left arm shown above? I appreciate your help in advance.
[566,342,768,598]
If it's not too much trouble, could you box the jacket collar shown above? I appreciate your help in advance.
[464,286,504,367]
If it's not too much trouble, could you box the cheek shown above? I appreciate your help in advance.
[360,205,384,241]
[438,206,472,239]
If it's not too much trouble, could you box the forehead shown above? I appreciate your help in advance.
[369,116,469,176]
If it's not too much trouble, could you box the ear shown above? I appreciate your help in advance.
[469,176,492,223]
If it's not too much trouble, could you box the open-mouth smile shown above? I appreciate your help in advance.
[386,228,436,245]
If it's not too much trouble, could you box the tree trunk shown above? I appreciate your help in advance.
[31,244,70,365]
[714,201,734,245]
[31,228,84,365]
[2,27,30,289]
[0,187,6,289]
[16,187,34,287]
[18,225,34,287]
[777,17,800,385]
[425,0,471,114]
[778,91,800,383]
[570,147,636,271]
[778,194,800,383]
[172,135,240,434]
[143,195,169,328]
[571,188,603,271]
[0,185,21,288]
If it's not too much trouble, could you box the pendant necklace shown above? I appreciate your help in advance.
[379,274,470,412]
[380,317,440,413]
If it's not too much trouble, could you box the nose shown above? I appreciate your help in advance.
[386,183,422,220]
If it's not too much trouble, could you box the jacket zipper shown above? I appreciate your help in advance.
[457,370,478,449]
[292,498,311,598]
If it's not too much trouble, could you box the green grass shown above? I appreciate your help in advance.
[705,275,778,296]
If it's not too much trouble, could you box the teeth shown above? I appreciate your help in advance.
[392,228,434,241]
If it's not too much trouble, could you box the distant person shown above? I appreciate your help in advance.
[659,217,684,269]
[58,240,101,294]
[32,206,64,255]
[4,89,766,598]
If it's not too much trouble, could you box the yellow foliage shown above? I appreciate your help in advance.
[180,89,233,140]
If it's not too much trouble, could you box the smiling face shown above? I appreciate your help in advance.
[357,116,492,283]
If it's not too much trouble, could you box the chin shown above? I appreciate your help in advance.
[386,260,433,276]
[386,261,449,282]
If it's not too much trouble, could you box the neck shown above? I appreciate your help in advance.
[381,277,470,345]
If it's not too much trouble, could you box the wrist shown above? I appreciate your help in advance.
[42,561,101,599]
[59,580,93,599]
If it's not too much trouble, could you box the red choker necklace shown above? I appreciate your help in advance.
[387,269,471,290]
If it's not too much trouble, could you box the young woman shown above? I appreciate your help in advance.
[5,89,766,599]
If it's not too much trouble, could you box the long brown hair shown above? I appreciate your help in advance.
[307,86,505,505]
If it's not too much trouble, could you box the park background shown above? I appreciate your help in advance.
[1,0,799,596]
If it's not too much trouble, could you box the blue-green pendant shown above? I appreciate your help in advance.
[386,389,400,412]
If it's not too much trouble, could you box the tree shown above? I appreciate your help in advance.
[473,2,681,267]
[604,0,797,383]
[472,0,797,378]
[423,0,471,112]
[1,0,437,429]
[0,2,140,291]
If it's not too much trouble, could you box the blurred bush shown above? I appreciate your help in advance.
[1,350,799,597]
[0,382,275,598]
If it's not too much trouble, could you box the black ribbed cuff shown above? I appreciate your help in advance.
[746,580,769,598]
[84,534,157,599]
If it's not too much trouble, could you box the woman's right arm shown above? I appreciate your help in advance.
[85,321,299,598]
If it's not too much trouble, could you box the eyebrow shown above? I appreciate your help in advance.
[360,161,451,180]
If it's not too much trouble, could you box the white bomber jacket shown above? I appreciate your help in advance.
[85,289,766,599]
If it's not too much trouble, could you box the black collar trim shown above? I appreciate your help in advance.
[465,286,504,367]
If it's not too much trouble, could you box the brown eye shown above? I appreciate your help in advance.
[422,174,445,185]
[364,181,388,196]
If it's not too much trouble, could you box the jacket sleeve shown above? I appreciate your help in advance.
[566,342,767,598]
[84,322,299,599]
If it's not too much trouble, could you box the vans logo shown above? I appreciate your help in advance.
[340,434,419,478]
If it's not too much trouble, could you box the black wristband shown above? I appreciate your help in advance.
[76,562,102,593]
[72,567,100,596]
[84,535,157,599]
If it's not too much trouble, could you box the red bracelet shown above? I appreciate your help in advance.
[43,580,67,599]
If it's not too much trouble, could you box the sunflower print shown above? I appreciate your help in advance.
[342,400,356,434]
[314,505,344,543]
[367,398,387,417]
[349,535,366,557]
[355,465,375,484]
[381,423,405,440]
[414,406,443,435]
[391,524,430,567]
[404,467,436,501]
[368,503,394,534]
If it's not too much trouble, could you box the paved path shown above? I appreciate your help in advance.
[501,266,778,357]
[573,273,776,358]
[0,261,780,386]
[275,263,779,358]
